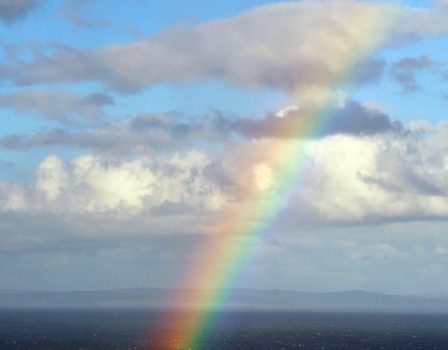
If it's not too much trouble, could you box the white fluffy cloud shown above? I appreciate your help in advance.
[1,116,448,292]
[1,122,448,227]
[299,131,448,223]
[29,151,226,214]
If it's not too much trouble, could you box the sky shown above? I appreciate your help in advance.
[1,0,448,294]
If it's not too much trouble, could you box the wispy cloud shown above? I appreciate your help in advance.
[60,0,143,37]
[389,55,437,94]
[0,90,114,125]
[0,0,37,23]
[0,100,401,154]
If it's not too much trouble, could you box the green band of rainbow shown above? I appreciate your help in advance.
[150,5,399,350]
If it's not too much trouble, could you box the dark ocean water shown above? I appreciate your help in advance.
[1,309,448,349]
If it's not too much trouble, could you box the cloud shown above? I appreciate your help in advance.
[0,151,225,214]
[435,0,448,8]
[1,1,447,102]
[0,112,207,154]
[230,100,402,139]
[292,127,448,223]
[1,121,448,226]
[389,55,437,93]
[0,90,115,124]
[0,0,37,23]
[350,243,404,262]
[2,216,448,292]
[2,121,448,292]
[60,0,142,37]
[212,123,448,226]
[1,0,448,294]
[0,100,401,153]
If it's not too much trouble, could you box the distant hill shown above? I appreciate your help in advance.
[2,288,448,312]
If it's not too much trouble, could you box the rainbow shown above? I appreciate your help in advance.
[149,4,399,350]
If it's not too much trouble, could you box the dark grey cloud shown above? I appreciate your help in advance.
[0,101,401,153]
[389,55,436,94]
[229,100,401,139]
[0,90,115,124]
[0,0,37,23]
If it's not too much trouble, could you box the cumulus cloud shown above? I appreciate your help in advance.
[1,0,448,293]
[211,124,448,225]
[2,120,448,292]
[1,122,448,227]
[0,90,114,124]
[0,151,225,215]
[0,0,37,23]
[300,135,448,223]
[1,1,447,103]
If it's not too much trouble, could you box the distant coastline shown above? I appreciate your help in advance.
[2,288,448,312]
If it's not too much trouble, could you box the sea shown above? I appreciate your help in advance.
[1,309,448,349]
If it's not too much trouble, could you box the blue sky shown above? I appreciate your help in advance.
[1,0,448,294]
[0,0,445,177]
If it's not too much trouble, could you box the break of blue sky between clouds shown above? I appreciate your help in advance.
[352,35,448,124]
